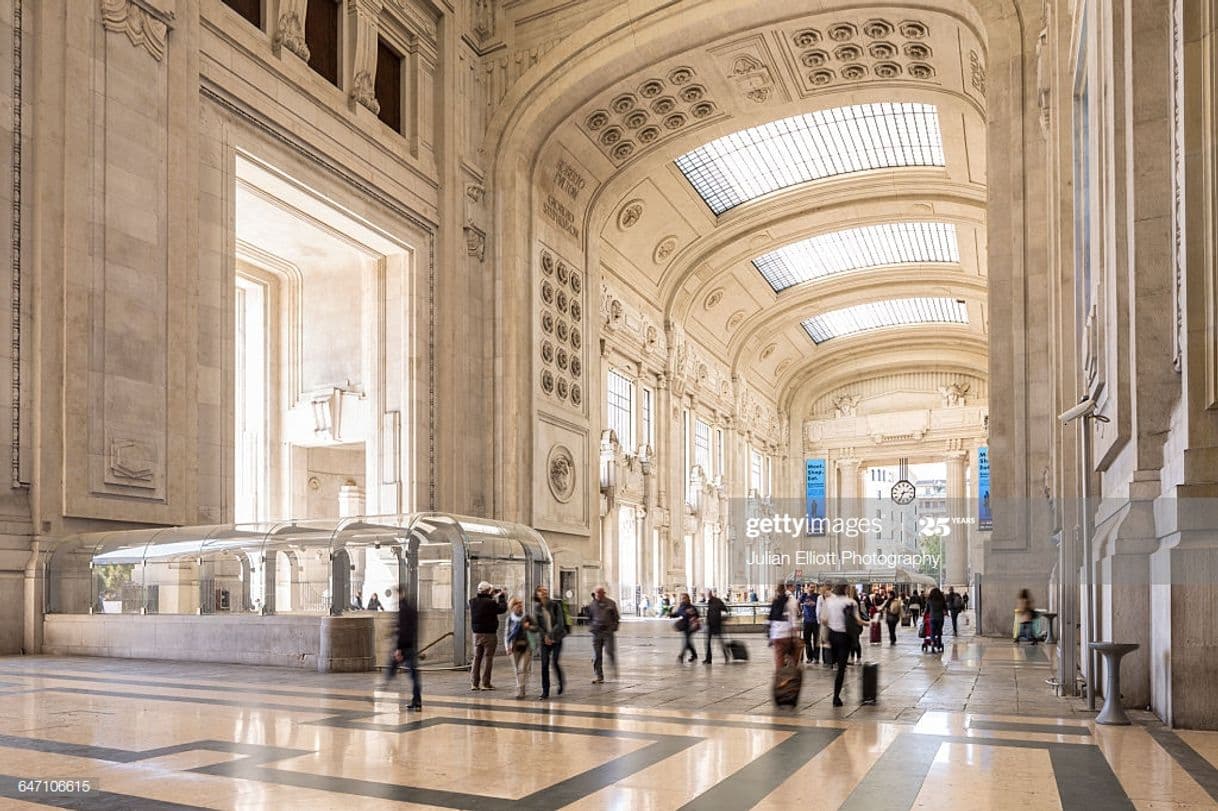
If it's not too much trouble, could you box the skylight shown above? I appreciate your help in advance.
[675,102,945,215]
[802,297,969,344]
[754,222,960,293]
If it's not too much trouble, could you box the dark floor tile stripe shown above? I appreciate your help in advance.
[1050,743,1136,810]
[0,776,210,810]
[1144,725,1218,804]
[967,719,1091,736]
[677,728,843,811]
[838,733,943,811]
[514,737,696,810]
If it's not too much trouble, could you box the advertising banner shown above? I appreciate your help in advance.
[978,446,992,531]
[805,459,826,536]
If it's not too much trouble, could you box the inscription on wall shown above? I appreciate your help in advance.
[539,149,590,241]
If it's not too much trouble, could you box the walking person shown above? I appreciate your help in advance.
[800,584,819,664]
[946,586,964,636]
[884,589,902,645]
[532,585,568,699]
[907,590,922,626]
[823,584,855,707]
[673,593,701,663]
[469,581,507,690]
[926,587,947,653]
[703,589,727,663]
[378,589,422,711]
[849,588,866,663]
[587,585,620,683]
[504,597,535,699]
[767,583,800,669]
[817,585,835,668]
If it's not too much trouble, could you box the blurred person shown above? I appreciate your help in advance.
[1015,589,1037,645]
[587,585,620,683]
[533,585,568,699]
[884,589,902,645]
[823,584,856,706]
[926,587,947,653]
[469,581,507,690]
[378,589,422,711]
[799,584,819,664]
[673,593,701,663]
[703,589,727,663]
[504,597,536,699]
[947,586,964,635]
[767,583,800,670]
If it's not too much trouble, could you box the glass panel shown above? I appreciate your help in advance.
[694,419,712,473]
[606,368,634,447]
[753,222,960,293]
[801,297,969,344]
[675,102,945,215]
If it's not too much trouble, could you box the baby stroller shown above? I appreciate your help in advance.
[919,611,933,653]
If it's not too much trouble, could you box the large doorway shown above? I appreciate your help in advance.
[231,154,408,522]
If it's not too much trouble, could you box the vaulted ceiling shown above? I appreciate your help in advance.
[529,3,989,413]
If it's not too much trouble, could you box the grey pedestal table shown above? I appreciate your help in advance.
[1089,642,1139,725]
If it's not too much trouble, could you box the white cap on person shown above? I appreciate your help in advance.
[477,581,494,594]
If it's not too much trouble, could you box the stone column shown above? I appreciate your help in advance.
[836,458,861,563]
[345,0,383,114]
[945,451,968,585]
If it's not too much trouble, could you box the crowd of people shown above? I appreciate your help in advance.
[377,579,973,710]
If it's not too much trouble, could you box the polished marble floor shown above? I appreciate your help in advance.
[1,624,1217,809]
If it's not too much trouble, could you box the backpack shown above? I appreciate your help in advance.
[888,599,902,616]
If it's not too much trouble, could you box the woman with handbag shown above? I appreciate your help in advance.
[504,597,536,699]
[673,593,701,663]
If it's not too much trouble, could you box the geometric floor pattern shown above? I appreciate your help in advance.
[2,632,1218,809]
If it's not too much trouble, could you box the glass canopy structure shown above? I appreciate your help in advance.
[675,102,945,215]
[801,297,969,344]
[45,513,551,666]
[753,222,960,293]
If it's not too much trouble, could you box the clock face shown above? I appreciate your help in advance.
[891,479,917,505]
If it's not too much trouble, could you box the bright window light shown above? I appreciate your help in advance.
[754,222,959,293]
[802,297,969,344]
[675,103,945,215]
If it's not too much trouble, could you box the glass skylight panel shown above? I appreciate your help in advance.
[675,102,945,215]
[801,297,968,344]
[753,222,959,293]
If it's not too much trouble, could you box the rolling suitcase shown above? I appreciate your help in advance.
[773,663,802,707]
[861,662,879,705]
[723,638,749,662]
[869,619,882,645]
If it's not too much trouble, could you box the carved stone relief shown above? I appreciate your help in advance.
[653,235,679,264]
[539,245,584,410]
[579,66,721,166]
[274,1,310,61]
[100,0,172,62]
[547,444,577,503]
[784,17,938,95]
[617,199,644,229]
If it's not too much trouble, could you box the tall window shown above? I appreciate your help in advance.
[305,0,340,86]
[375,38,403,132]
[750,449,764,496]
[641,387,654,448]
[221,0,262,28]
[235,277,268,522]
[715,428,725,477]
[694,419,712,472]
[607,369,634,447]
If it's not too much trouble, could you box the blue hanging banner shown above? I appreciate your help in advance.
[805,459,826,536]
[977,446,992,531]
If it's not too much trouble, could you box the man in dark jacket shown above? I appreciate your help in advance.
[469,581,507,690]
[946,587,964,635]
[379,589,421,710]
[703,589,728,663]
[587,585,620,683]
